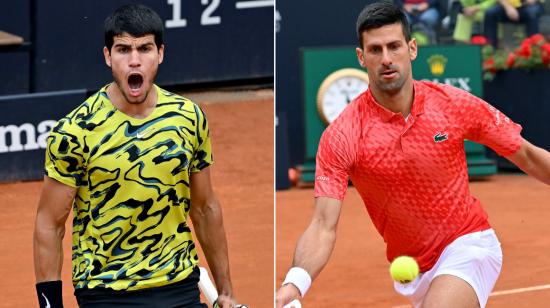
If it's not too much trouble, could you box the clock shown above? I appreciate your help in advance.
[316,68,369,125]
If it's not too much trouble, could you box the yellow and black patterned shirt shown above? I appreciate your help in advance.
[45,84,213,291]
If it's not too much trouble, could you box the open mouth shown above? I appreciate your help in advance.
[128,74,143,90]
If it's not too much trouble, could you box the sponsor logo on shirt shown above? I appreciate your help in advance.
[316,175,330,182]
[136,128,156,139]
[434,132,448,143]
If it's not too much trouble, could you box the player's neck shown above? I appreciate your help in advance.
[371,79,414,118]
[106,83,158,119]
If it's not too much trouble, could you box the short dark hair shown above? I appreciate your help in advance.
[104,4,164,51]
[356,1,411,48]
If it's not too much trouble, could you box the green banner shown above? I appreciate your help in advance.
[413,45,482,97]
[302,47,365,161]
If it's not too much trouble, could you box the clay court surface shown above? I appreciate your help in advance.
[0,90,274,308]
[277,174,550,307]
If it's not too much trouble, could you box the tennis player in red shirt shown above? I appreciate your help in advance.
[276,2,550,308]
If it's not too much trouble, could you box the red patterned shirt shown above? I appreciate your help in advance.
[314,81,522,272]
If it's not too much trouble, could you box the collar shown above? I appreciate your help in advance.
[363,80,426,122]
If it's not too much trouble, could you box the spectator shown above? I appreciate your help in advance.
[396,0,440,44]
[484,0,544,48]
[453,0,498,43]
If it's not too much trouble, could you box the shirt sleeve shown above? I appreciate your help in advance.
[314,126,354,201]
[190,104,214,172]
[456,90,523,157]
[44,117,87,188]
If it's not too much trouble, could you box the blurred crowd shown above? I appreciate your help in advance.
[395,0,546,48]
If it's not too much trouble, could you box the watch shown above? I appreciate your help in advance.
[316,68,369,125]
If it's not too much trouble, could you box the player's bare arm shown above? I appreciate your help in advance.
[293,197,343,279]
[506,138,550,185]
[190,167,236,308]
[33,176,76,282]
[275,197,343,307]
[33,176,76,308]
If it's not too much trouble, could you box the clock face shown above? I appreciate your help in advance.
[317,68,369,124]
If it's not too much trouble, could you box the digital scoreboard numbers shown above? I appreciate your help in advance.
[165,0,273,28]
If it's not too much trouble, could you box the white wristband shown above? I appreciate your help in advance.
[282,267,312,297]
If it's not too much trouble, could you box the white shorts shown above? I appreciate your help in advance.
[393,229,503,308]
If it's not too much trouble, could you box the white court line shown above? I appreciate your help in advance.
[490,283,550,296]
[235,0,274,9]
[391,283,550,307]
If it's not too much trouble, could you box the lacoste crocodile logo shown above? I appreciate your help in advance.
[434,132,448,143]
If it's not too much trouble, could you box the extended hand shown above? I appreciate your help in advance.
[463,6,479,17]
[275,284,302,308]
[504,6,519,21]
[216,294,238,308]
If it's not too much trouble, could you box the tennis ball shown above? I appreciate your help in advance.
[389,256,419,284]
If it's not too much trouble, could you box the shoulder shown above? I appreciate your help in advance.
[416,80,481,109]
[156,86,199,112]
[52,88,112,136]
[416,80,454,98]
[155,87,211,149]
[320,91,367,149]
[47,93,104,157]
[330,91,367,132]
[156,86,207,121]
